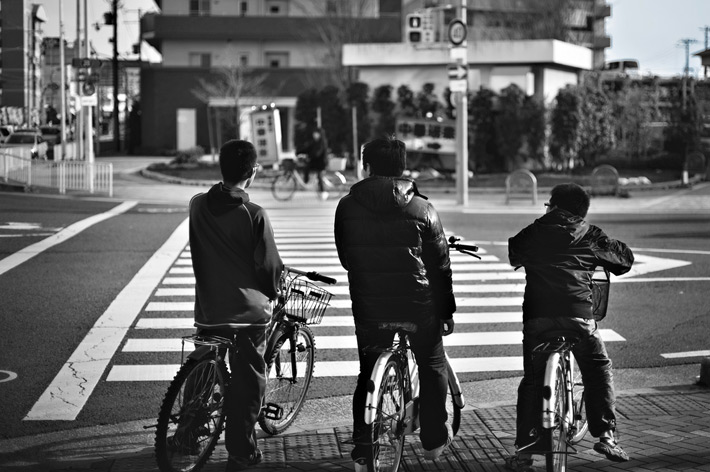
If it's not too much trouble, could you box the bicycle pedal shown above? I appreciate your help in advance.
[263,403,284,420]
[295,343,306,353]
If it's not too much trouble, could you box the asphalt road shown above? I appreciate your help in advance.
[0,171,708,441]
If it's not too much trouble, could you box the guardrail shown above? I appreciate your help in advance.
[1,152,113,197]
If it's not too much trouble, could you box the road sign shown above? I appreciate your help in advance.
[448,63,468,80]
[449,79,467,93]
[81,94,97,106]
[72,57,103,69]
[448,19,467,46]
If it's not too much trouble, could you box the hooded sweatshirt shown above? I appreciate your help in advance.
[189,183,282,329]
[334,176,456,324]
[508,208,634,322]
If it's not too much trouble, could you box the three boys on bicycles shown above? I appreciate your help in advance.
[506,183,634,471]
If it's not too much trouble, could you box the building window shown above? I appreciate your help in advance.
[266,1,287,15]
[265,51,289,68]
[189,52,211,68]
[189,0,210,16]
[239,53,249,67]
[326,0,337,14]
[240,1,248,15]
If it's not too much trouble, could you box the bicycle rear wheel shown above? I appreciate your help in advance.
[322,171,347,199]
[155,357,228,472]
[446,381,462,436]
[569,354,588,444]
[272,173,297,201]
[544,360,568,472]
[368,357,405,472]
[259,325,316,435]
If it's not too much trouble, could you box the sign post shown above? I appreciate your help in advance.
[449,5,469,206]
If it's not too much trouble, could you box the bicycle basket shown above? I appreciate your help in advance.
[284,279,332,325]
[591,268,611,321]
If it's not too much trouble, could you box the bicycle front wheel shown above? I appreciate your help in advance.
[259,325,316,435]
[544,360,568,472]
[369,357,405,472]
[569,354,588,444]
[446,381,462,436]
[155,357,228,472]
[322,171,347,199]
[271,173,297,201]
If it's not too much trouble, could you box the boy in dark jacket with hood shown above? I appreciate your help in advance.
[505,183,634,472]
[189,139,282,471]
[334,136,456,469]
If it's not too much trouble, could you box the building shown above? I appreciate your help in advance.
[139,0,401,156]
[0,1,46,125]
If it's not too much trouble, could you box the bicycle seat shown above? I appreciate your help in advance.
[375,321,418,334]
[540,330,581,344]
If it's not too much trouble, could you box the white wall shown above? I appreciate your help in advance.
[161,41,330,68]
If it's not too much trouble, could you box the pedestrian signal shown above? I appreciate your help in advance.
[406,14,423,42]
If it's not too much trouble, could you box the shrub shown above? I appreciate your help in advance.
[171,146,205,165]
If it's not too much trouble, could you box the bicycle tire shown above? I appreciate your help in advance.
[322,171,347,199]
[545,359,568,472]
[155,357,228,472]
[258,325,316,435]
[569,354,588,444]
[271,173,297,201]
[446,380,462,436]
[368,356,405,472]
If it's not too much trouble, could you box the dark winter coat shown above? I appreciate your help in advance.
[508,208,634,322]
[334,176,456,324]
[189,183,282,329]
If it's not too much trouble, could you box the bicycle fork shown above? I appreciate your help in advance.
[541,352,574,431]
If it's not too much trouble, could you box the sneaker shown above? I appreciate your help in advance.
[423,423,453,460]
[353,458,368,472]
[593,437,629,462]
[504,454,536,472]
[225,449,263,471]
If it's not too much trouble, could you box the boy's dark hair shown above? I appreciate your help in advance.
[549,183,591,217]
[362,136,406,177]
[219,139,257,183]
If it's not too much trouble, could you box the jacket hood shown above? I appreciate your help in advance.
[532,208,590,247]
[349,176,424,213]
[206,183,250,216]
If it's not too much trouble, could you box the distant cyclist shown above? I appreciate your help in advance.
[334,136,457,470]
[506,183,634,472]
[189,139,283,471]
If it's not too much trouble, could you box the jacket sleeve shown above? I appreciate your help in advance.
[334,199,349,270]
[508,225,534,268]
[254,209,283,299]
[421,204,456,319]
[588,225,634,276]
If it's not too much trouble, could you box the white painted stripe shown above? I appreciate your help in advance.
[122,329,623,352]
[104,356,532,380]
[278,248,489,258]
[162,277,196,285]
[454,272,524,281]
[614,277,710,283]
[169,267,194,275]
[0,201,138,277]
[136,318,194,329]
[174,259,192,266]
[155,288,194,296]
[661,350,710,359]
[24,218,189,421]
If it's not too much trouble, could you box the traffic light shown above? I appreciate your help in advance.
[82,78,96,96]
[406,13,423,42]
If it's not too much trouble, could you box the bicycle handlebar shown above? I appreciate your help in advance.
[447,236,481,259]
[284,266,337,285]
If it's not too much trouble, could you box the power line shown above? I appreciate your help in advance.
[678,38,699,76]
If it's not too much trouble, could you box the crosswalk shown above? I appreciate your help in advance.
[106,206,626,382]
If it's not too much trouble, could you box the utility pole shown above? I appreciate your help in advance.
[112,0,120,152]
[76,0,83,160]
[701,26,709,78]
[679,38,699,77]
[454,0,468,206]
[84,0,94,169]
[59,0,67,159]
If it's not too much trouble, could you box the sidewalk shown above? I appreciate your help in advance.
[0,379,708,472]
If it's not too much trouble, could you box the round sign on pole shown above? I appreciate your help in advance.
[448,19,467,46]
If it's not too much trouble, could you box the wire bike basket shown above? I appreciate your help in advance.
[284,279,332,325]
[591,268,611,321]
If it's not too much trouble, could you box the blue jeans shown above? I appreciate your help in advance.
[351,316,449,460]
[515,317,617,449]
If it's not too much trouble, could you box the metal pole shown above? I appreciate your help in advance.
[113,0,120,152]
[84,0,94,191]
[455,0,468,206]
[59,0,67,160]
[352,105,362,180]
[76,0,83,160]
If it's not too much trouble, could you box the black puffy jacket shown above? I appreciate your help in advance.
[508,208,634,322]
[334,176,456,324]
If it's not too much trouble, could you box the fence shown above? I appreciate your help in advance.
[1,152,113,197]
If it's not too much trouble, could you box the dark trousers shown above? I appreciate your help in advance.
[351,317,449,460]
[516,317,617,449]
[198,327,267,459]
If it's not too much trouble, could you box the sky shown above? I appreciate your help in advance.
[35,0,710,78]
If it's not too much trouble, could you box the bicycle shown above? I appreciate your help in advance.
[271,154,348,201]
[152,266,335,472]
[359,237,480,472]
[258,266,336,435]
[518,268,610,472]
